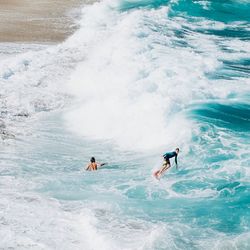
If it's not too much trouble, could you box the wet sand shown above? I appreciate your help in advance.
[0,0,94,43]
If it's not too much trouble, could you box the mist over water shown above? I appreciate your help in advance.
[0,0,249,249]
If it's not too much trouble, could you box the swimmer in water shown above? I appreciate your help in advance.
[85,157,106,171]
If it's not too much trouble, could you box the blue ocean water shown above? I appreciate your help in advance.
[0,0,249,249]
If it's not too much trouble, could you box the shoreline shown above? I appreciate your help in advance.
[0,0,95,43]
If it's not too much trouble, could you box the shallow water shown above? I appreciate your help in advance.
[0,0,250,249]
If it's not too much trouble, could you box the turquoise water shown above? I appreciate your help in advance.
[0,0,249,249]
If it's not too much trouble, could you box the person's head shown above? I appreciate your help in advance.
[175,148,180,154]
[90,157,95,163]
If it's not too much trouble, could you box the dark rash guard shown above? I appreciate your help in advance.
[163,151,178,165]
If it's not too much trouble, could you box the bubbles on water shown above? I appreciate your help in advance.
[0,0,249,249]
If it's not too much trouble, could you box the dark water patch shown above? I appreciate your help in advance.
[145,20,196,49]
[118,0,169,11]
[218,184,247,198]
[206,70,245,80]
[170,26,197,48]
[172,180,210,194]
[218,58,250,78]
[171,39,190,48]
[190,102,250,132]
[217,181,241,191]
[128,190,250,234]
[205,152,235,164]
[225,64,250,75]
[14,111,30,118]
[125,185,148,199]
[201,27,250,40]
[0,130,15,140]
[204,56,250,80]
[169,0,250,23]
[219,45,238,54]
[173,26,195,38]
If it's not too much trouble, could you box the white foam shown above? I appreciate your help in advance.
[63,2,223,151]
[0,1,249,249]
[198,232,250,250]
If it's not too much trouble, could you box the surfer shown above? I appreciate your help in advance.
[85,157,106,171]
[154,148,179,179]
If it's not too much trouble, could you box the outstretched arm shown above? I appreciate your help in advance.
[96,162,107,168]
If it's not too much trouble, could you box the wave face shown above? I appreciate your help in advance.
[0,0,250,249]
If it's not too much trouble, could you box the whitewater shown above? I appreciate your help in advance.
[0,0,249,249]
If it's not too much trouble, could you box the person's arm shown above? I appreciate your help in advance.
[97,162,107,168]
[85,164,91,171]
[175,156,178,169]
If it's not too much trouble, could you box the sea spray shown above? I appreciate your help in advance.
[0,0,249,249]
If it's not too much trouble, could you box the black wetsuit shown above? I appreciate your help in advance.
[163,151,178,165]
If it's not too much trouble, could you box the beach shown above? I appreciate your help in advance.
[0,0,93,43]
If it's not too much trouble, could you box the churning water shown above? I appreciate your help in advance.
[0,0,249,249]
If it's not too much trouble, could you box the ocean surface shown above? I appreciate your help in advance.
[0,0,250,249]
